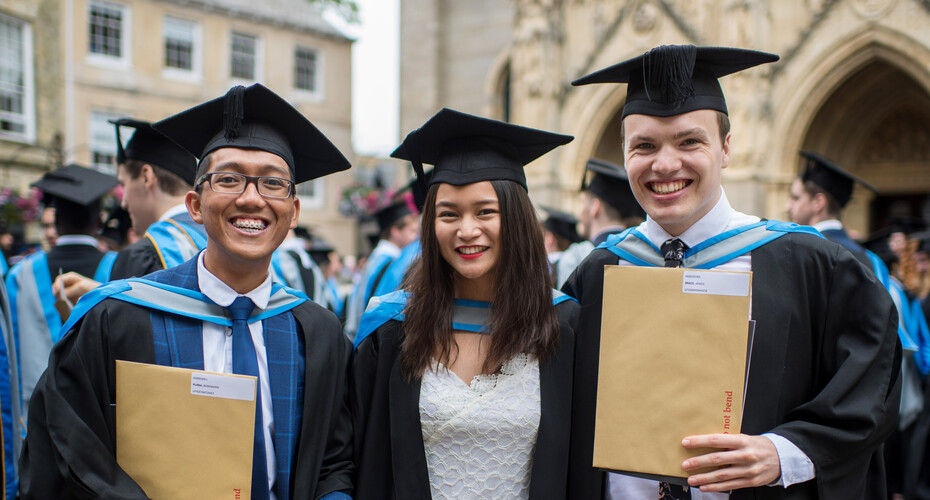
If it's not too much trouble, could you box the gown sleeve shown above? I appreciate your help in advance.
[19,300,152,499]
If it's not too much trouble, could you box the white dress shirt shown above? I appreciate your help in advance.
[606,189,815,499]
[197,252,278,499]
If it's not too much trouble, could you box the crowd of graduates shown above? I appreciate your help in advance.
[0,41,925,499]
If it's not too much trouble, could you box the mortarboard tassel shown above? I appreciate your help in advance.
[223,85,246,141]
[643,44,696,108]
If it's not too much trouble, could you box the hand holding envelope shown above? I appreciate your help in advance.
[593,266,754,485]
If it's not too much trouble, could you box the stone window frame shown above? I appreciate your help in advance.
[162,16,202,81]
[87,0,131,69]
[230,31,261,82]
[0,13,35,143]
[294,45,324,101]
[89,110,122,175]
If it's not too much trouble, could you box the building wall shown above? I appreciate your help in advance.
[0,0,359,253]
[399,0,930,236]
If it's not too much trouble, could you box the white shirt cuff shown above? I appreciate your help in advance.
[762,433,816,487]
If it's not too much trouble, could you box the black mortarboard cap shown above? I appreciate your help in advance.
[30,164,118,207]
[375,201,413,233]
[581,158,645,218]
[799,151,877,208]
[152,84,350,184]
[402,169,434,213]
[540,205,583,244]
[111,118,198,185]
[293,226,312,241]
[100,205,133,246]
[391,108,573,191]
[572,45,779,119]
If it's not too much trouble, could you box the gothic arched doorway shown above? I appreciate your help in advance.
[800,59,930,237]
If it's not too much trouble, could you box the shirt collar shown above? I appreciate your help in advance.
[159,204,190,221]
[55,235,99,247]
[373,239,402,259]
[812,219,843,232]
[641,189,754,249]
[196,251,272,310]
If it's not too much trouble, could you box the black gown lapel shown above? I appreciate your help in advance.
[528,328,574,499]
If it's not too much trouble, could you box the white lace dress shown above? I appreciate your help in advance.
[419,354,542,500]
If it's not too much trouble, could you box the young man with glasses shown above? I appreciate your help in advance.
[20,84,354,500]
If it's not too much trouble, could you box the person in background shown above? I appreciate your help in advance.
[5,164,118,417]
[271,228,329,308]
[39,206,57,249]
[555,159,645,288]
[563,44,900,499]
[351,108,579,499]
[539,205,583,284]
[344,200,419,339]
[306,232,347,321]
[19,84,354,499]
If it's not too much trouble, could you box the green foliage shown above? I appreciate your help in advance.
[310,0,360,23]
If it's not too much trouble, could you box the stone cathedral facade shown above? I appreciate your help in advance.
[400,0,930,235]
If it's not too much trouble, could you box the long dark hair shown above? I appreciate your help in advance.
[400,179,560,380]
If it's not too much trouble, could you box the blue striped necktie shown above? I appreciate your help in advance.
[228,296,270,500]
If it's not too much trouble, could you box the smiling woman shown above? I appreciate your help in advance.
[350,108,583,500]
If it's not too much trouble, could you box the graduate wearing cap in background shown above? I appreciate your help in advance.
[785,152,929,499]
[20,84,353,500]
[109,118,205,278]
[786,151,879,267]
[5,164,118,421]
[270,227,330,310]
[350,108,580,499]
[555,158,646,288]
[539,205,582,286]
[372,172,435,300]
[50,118,206,309]
[305,232,347,321]
[343,200,419,340]
[562,45,900,499]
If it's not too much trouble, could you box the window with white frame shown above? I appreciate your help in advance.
[294,46,320,94]
[0,13,35,142]
[163,17,199,75]
[88,1,129,62]
[90,111,121,174]
[296,179,324,208]
[230,32,258,81]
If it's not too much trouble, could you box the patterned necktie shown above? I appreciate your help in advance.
[658,239,691,498]
[661,238,688,268]
[228,296,269,500]
[659,481,691,499]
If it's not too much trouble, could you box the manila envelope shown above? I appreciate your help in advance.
[116,360,256,499]
[593,265,752,484]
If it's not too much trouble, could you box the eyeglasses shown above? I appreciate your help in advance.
[195,171,295,199]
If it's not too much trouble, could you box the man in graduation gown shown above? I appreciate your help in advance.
[271,229,330,308]
[5,164,118,416]
[344,201,419,339]
[556,158,645,288]
[785,151,878,267]
[52,119,207,309]
[19,84,354,499]
[109,118,206,279]
[563,45,901,499]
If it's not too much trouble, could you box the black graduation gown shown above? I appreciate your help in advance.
[45,243,107,279]
[109,238,164,280]
[19,298,354,499]
[350,299,579,500]
[562,232,901,499]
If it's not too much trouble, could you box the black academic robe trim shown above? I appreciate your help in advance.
[109,237,163,280]
[562,232,901,500]
[20,297,353,499]
[351,300,579,499]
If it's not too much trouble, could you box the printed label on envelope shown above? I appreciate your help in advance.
[190,372,255,401]
[682,271,750,296]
